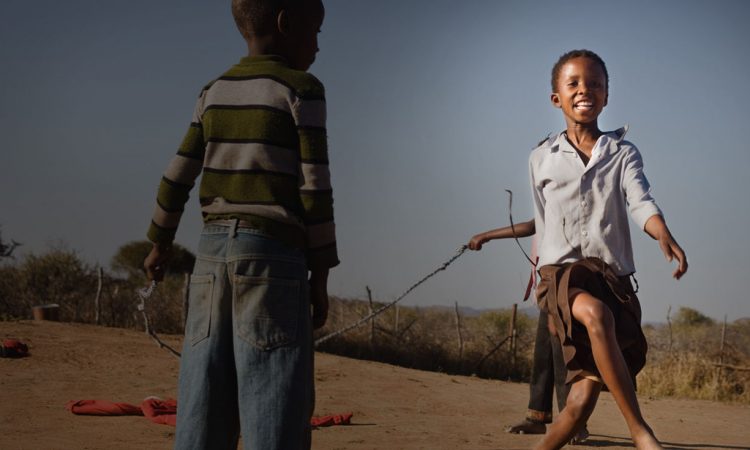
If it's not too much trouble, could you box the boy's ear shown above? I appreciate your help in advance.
[277,9,290,35]
[550,93,562,109]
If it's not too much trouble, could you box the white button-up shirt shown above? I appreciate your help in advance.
[529,126,661,275]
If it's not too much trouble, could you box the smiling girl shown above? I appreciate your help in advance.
[528,49,687,450]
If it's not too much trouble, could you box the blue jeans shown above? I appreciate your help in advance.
[174,224,313,450]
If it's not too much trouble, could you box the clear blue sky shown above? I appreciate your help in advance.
[2,0,749,322]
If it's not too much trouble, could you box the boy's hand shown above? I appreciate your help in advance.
[144,243,171,282]
[309,269,329,329]
[468,234,487,251]
[644,215,688,280]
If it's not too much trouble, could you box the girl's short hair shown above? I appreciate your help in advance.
[551,49,609,92]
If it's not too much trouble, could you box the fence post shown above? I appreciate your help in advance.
[667,305,673,356]
[454,301,464,362]
[94,266,103,325]
[719,314,727,360]
[366,286,374,348]
[510,303,518,370]
[394,304,400,334]
[718,315,727,385]
[111,285,119,326]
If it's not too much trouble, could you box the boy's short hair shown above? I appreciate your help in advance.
[231,0,316,39]
[551,49,609,92]
[232,0,290,39]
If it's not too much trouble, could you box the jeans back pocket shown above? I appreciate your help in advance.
[234,275,301,351]
[187,274,214,346]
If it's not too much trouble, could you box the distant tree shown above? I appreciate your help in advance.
[674,306,715,327]
[0,227,21,258]
[111,240,195,278]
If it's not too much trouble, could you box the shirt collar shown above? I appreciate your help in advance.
[544,125,629,153]
[597,125,629,158]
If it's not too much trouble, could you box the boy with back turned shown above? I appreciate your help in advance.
[143,0,336,448]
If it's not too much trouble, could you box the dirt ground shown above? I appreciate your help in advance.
[1,320,748,450]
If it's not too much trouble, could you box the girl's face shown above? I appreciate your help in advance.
[551,57,608,126]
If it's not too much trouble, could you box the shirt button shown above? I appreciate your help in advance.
[582,230,588,237]
[581,201,586,207]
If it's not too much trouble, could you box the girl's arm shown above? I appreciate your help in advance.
[468,219,535,251]
[644,214,688,279]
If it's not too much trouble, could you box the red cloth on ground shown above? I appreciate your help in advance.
[311,412,353,427]
[67,398,351,429]
[1,339,29,358]
[141,397,177,426]
[65,399,143,416]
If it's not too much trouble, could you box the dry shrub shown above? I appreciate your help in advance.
[0,248,93,322]
[639,318,750,404]
[314,297,535,381]
[0,246,187,335]
[316,299,750,403]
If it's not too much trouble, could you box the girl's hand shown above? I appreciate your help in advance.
[645,214,688,279]
[658,233,688,280]
[468,234,487,251]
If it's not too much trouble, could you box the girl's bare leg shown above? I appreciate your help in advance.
[534,378,600,450]
[570,291,662,450]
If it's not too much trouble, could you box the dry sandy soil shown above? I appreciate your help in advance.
[1,320,749,450]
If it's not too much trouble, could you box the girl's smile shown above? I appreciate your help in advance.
[552,56,608,126]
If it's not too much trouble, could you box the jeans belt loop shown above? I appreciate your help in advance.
[229,218,239,238]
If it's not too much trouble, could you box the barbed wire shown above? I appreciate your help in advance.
[314,245,469,347]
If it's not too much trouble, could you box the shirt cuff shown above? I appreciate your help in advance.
[631,203,663,230]
[147,221,177,247]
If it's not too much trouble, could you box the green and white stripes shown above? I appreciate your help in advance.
[148,55,338,269]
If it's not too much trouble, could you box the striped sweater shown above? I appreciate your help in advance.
[147,55,338,269]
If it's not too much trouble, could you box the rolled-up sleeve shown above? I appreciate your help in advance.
[621,146,662,230]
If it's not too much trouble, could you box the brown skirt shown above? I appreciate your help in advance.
[536,257,647,386]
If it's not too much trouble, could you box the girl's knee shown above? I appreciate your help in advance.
[574,296,614,332]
